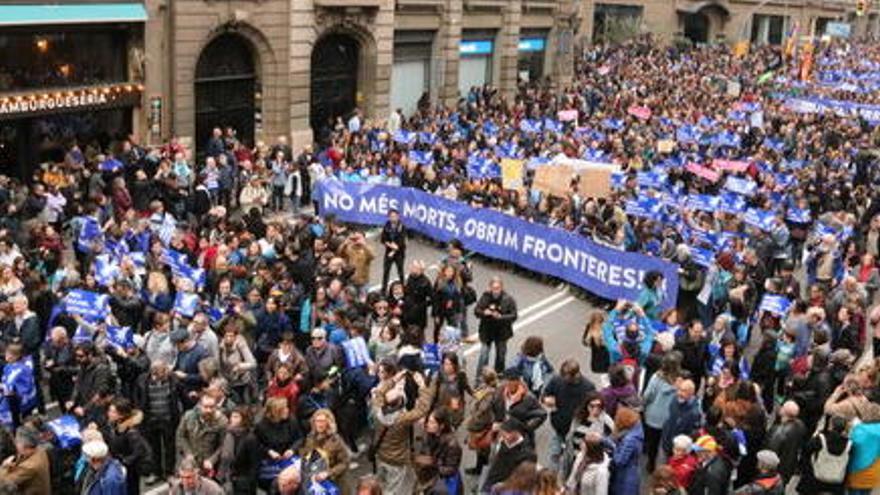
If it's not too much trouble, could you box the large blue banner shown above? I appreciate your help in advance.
[315,180,679,307]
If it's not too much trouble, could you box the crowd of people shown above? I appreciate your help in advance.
[2,32,880,495]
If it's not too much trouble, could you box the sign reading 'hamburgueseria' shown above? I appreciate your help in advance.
[0,84,142,119]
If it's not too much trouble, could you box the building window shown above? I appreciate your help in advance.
[751,14,788,45]
[518,29,548,83]
[0,27,130,92]
[592,4,643,44]
[392,31,433,117]
[459,31,495,97]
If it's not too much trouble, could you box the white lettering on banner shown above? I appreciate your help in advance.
[0,92,109,115]
[461,218,519,248]
[323,192,354,211]
[359,194,398,215]
[522,234,643,289]
[402,201,458,235]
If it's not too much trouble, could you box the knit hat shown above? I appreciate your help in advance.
[692,435,718,453]
[169,328,189,344]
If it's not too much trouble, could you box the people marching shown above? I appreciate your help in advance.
[5,33,880,495]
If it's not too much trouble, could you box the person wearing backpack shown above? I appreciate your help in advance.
[796,415,849,495]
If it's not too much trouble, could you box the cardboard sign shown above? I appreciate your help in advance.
[501,158,524,191]
[577,168,613,198]
[657,139,675,154]
[533,165,573,197]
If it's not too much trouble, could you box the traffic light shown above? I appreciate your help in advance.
[857,0,867,17]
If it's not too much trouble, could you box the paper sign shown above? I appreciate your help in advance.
[533,165,573,197]
[577,168,613,199]
[501,159,524,191]
[558,109,579,122]
[657,139,675,154]
[713,159,750,173]
[628,105,652,120]
[685,162,720,183]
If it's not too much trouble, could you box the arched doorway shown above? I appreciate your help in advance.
[310,33,359,140]
[195,33,258,153]
[684,13,710,43]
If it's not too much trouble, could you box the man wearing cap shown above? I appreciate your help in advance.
[481,418,537,493]
[170,327,210,409]
[733,450,784,495]
[689,434,732,495]
[0,426,50,495]
[78,439,127,495]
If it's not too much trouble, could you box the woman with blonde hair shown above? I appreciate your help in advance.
[582,311,609,379]
[300,408,350,494]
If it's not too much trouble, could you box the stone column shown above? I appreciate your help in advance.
[289,0,316,150]
[373,1,396,122]
[438,0,464,105]
[498,1,522,100]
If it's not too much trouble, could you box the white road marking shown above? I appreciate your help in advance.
[463,295,578,357]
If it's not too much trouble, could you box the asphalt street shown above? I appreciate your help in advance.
[362,233,597,492]
[144,232,596,494]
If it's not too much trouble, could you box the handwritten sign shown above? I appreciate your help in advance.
[501,158,524,191]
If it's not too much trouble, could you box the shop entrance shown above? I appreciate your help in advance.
[310,33,359,141]
[0,108,131,178]
[195,33,257,154]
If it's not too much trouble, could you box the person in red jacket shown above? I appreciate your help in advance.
[667,434,699,490]
[266,362,300,415]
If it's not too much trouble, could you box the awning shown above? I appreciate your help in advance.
[0,3,147,27]
[676,1,730,17]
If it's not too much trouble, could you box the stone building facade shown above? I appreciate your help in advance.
[579,0,880,47]
[142,0,578,152]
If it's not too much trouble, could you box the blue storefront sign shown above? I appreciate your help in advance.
[460,40,494,55]
[518,38,546,52]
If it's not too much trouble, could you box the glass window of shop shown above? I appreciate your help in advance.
[750,14,789,45]
[0,27,129,92]
[517,29,548,83]
[592,4,643,44]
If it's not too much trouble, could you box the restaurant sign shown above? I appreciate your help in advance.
[0,83,142,120]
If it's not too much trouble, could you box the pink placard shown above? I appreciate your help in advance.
[685,162,720,183]
[558,109,579,122]
[712,159,750,173]
[628,105,652,120]
[597,66,611,76]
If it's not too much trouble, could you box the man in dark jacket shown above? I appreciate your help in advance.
[380,209,406,293]
[541,359,596,470]
[170,328,210,409]
[135,360,182,481]
[67,342,116,419]
[689,434,732,495]
[765,400,807,483]
[482,418,537,492]
[475,277,518,374]
[662,379,702,455]
[674,322,711,390]
[734,450,784,495]
[403,261,432,330]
